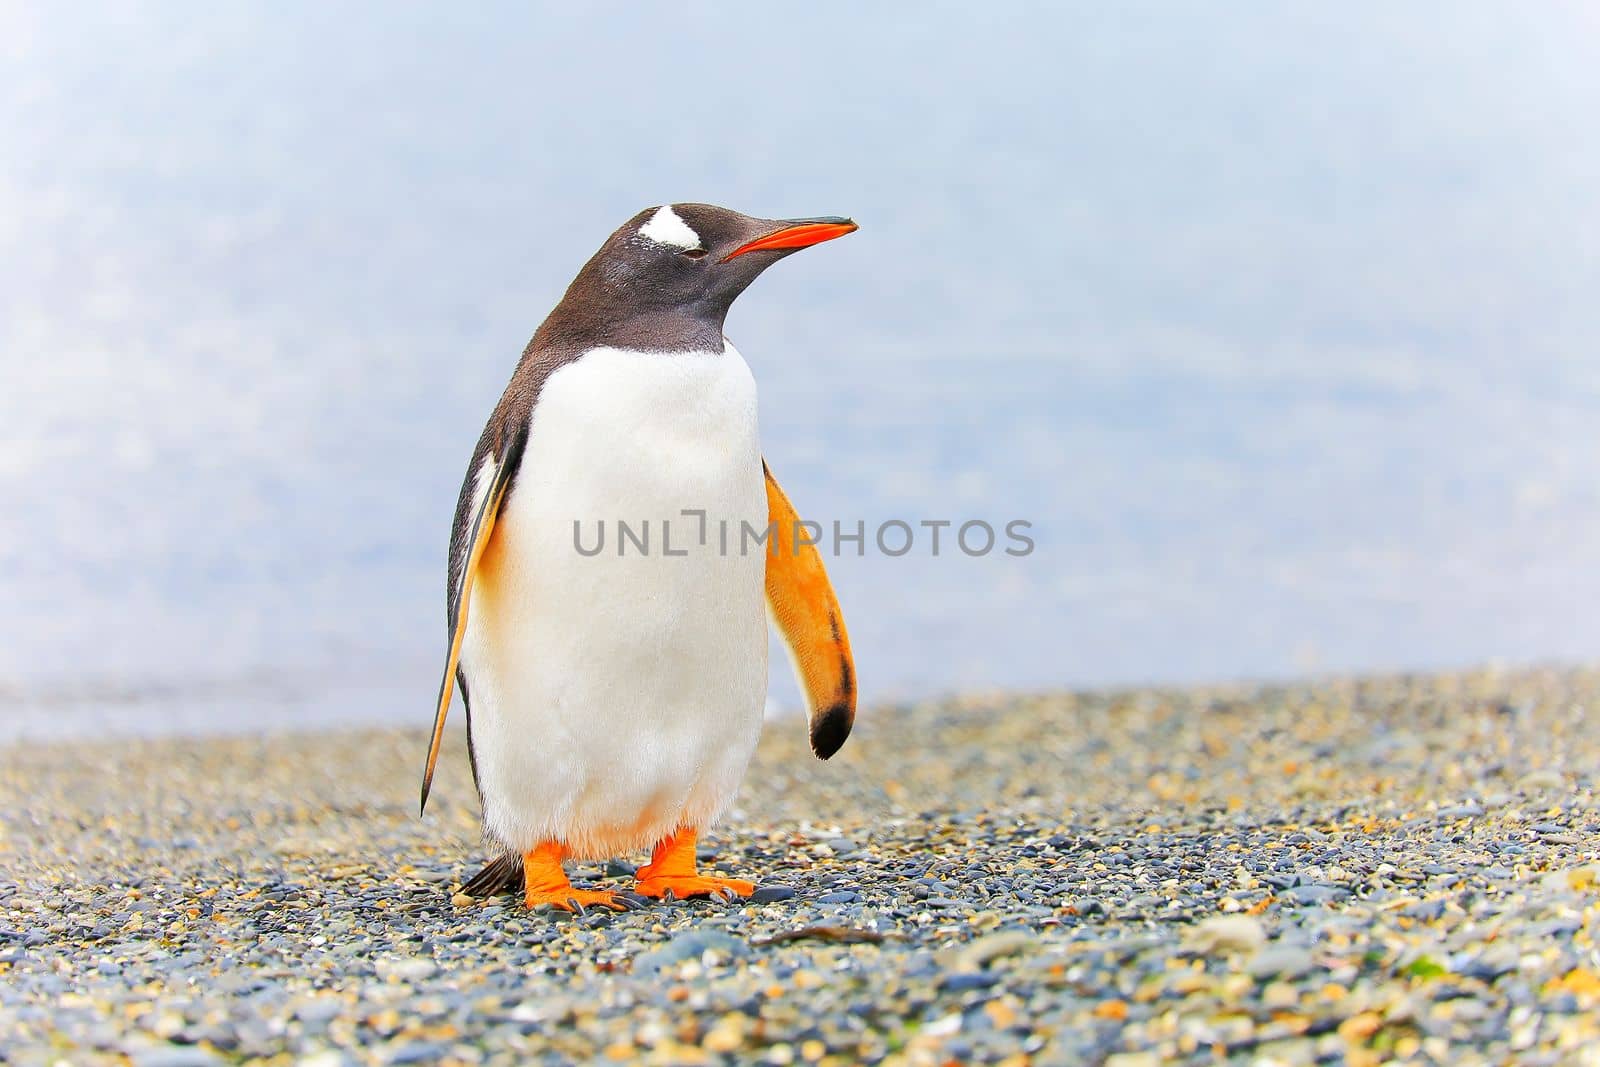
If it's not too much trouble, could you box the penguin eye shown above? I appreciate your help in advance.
[678,247,708,260]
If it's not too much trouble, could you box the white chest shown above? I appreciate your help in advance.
[459,342,771,858]
[513,343,763,519]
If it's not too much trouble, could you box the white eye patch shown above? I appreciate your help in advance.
[638,205,702,251]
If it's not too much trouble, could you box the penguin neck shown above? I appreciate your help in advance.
[535,283,731,359]
[569,307,726,355]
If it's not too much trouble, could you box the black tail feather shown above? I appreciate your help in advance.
[460,853,524,898]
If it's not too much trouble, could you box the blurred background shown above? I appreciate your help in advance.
[3,3,1598,738]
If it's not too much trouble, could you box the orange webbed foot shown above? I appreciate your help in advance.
[633,828,755,902]
[633,873,756,901]
[524,887,633,914]
[520,840,636,914]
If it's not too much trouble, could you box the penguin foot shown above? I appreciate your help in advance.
[633,827,755,901]
[633,873,756,900]
[524,887,633,914]
[521,840,632,913]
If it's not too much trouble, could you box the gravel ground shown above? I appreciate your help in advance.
[4,665,1600,1065]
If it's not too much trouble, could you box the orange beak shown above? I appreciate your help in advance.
[722,217,858,262]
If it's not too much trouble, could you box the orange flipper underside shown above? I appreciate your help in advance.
[763,463,856,758]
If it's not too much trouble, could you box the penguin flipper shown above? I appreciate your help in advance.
[762,461,856,759]
[420,424,529,814]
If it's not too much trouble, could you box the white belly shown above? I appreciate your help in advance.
[459,343,768,859]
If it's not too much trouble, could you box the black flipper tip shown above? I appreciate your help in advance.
[810,703,853,760]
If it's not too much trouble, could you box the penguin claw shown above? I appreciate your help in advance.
[523,888,629,914]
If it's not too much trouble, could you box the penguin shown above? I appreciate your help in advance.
[420,204,858,912]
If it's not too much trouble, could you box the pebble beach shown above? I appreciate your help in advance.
[4,666,1600,1065]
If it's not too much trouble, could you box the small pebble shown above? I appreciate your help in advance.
[1185,915,1267,956]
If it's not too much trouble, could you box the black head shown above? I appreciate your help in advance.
[537,203,857,355]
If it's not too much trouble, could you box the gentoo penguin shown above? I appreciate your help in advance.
[420,204,858,912]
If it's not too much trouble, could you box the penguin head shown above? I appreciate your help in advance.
[559,204,856,337]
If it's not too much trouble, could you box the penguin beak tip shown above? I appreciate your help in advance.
[722,217,858,262]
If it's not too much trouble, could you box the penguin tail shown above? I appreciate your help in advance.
[460,853,524,898]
